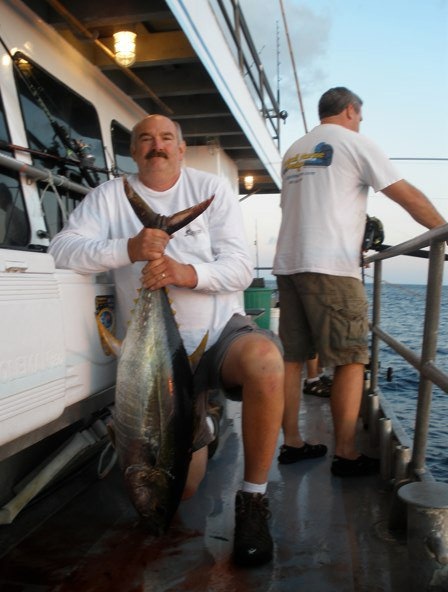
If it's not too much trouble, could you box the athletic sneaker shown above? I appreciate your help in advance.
[233,491,273,567]
[331,454,380,477]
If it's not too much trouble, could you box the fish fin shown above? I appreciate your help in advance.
[188,332,209,373]
[95,313,122,357]
[128,290,141,317]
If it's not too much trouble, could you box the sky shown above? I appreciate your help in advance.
[237,0,448,285]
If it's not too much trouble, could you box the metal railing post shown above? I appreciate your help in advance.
[232,0,244,72]
[370,259,382,393]
[412,239,445,474]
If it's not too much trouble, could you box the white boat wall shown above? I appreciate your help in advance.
[0,4,133,464]
[0,0,282,480]
[0,251,113,446]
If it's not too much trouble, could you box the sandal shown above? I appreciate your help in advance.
[303,378,330,397]
[278,442,328,464]
[319,374,333,387]
[331,454,380,477]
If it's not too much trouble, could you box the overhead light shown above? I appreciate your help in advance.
[113,31,136,67]
[244,175,254,191]
[206,136,220,155]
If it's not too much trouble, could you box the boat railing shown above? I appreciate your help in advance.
[0,152,89,198]
[211,0,286,147]
[254,223,448,489]
[364,223,448,486]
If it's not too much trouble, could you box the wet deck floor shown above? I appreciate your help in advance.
[0,394,410,591]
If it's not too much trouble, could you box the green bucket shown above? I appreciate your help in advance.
[244,287,273,329]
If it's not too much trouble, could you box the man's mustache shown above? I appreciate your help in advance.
[145,149,168,160]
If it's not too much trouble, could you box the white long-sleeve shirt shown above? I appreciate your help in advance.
[49,168,253,354]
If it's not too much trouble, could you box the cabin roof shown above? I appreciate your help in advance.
[20,0,284,195]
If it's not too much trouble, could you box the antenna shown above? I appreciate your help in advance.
[279,0,308,133]
[276,20,280,105]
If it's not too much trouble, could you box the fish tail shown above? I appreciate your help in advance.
[164,196,214,235]
[123,176,214,234]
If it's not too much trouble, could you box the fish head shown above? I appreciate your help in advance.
[124,464,180,536]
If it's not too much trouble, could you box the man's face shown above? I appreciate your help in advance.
[131,115,186,179]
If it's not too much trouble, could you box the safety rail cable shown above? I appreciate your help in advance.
[364,223,448,479]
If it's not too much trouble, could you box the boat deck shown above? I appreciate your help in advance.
[0,394,410,592]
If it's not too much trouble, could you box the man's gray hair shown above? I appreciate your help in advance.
[318,87,363,120]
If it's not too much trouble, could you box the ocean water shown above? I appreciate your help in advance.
[264,279,448,482]
[364,283,448,482]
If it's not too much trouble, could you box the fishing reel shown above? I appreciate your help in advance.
[362,215,384,251]
[72,138,96,167]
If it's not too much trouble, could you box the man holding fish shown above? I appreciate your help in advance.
[49,114,284,567]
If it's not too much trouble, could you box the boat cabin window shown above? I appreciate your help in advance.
[111,121,137,175]
[0,92,30,249]
[13,53,108,238]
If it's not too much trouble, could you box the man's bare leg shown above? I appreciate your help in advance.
[330,363,364,459]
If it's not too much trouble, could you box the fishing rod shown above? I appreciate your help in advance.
[16,57,100,187]
[0,139,111,176]
[0,35,100,187]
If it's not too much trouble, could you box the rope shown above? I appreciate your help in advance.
[39,171,68,225]
[97,441,117,479]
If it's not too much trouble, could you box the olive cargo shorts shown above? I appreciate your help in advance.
[277,272,369,368]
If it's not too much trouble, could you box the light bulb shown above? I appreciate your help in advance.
[113,31,136,67]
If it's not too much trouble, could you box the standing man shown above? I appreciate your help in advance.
[273,87,446,476]
[49,114,284,566]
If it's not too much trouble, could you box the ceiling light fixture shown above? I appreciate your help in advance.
[244,175,254,191]
[113,31,136,67]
